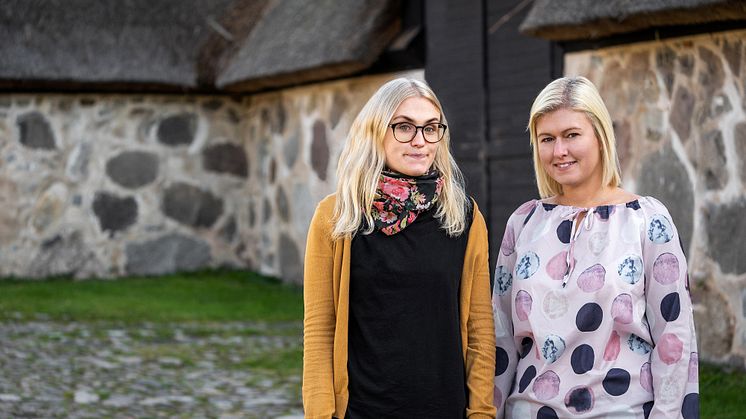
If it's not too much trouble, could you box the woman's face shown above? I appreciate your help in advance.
[536,108,604,193]
[383,97,441,177]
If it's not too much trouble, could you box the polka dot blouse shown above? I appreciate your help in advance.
[492,197,699,419]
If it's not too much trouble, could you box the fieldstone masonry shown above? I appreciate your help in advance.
[566,29,746,366]
[0,72,420,283]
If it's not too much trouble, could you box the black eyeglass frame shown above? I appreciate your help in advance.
[388,122,448,143]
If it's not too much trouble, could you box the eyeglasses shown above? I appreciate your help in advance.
[389,122,447,143]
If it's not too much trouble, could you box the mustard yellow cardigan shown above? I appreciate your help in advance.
[302,194,497,419]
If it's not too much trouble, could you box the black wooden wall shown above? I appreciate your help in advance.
[424,0,488,210]
[425,0,561,272]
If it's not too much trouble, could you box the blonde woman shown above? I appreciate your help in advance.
[303,77,496,419]
[492,76,699,418]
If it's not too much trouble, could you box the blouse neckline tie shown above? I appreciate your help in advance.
[562,207,595,288]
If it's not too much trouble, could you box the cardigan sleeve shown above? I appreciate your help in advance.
[641,198,699,418]
[464,204,498,419]
[492,201,534,418]
[302,198,337,419]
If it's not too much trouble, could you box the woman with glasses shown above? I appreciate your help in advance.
[492,76,698,418]
[303,77,496,419]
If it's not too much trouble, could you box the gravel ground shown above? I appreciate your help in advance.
[0,319,304,418]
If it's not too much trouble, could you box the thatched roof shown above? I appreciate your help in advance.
[0,0,401,92]
[217,0,401,91]
[520,0,746,41]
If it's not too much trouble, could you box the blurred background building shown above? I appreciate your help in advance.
[0,0,744,367]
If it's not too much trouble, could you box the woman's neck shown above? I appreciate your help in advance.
[554,185,617,208]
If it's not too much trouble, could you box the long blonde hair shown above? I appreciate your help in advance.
[527,76,622,198]
[332,77,468,239]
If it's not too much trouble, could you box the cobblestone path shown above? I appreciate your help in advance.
[0,319,304,418]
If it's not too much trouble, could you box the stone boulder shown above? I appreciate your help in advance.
[310,120,329,180]
[157,113,197,146]
[17,112,56,149]
[92,192,138,234]
[705,199,746,275]
[278,233,302,284]
[162,183,223,228]
[106,151,159,189]
[637,145,694,254]
[202,143,248,178]
[125,233,211,276]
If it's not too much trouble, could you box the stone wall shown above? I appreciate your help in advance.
[0,71,422,283]
[566,30,746,366]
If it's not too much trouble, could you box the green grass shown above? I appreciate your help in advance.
[0,270,302,323]
[240,346,303,375]
[701,362,746,418]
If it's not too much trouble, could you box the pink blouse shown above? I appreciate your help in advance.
[492,197,698,419]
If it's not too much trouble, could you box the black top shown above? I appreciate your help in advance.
[346,208,471,419]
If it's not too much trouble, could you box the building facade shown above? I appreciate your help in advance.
[1,0,745,367]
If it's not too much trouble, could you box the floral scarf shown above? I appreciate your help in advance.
[371,169,444,235]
